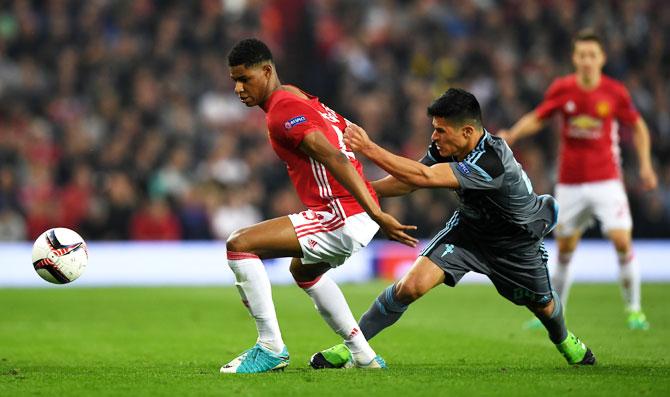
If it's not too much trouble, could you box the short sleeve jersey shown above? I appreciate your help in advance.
[262,87,377,219]
[422,131,557,246]
[534,74,640,184]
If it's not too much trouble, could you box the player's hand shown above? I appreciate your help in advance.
[639,165,658,191]
[374,212,418,247]
[344,123,374,154]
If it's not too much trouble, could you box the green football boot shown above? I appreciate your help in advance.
[555,332,596,365]
[309,344,353,369]
[309,344,387,369]
[627,310,650,330]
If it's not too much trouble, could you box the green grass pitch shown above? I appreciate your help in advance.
[1,282,668,396]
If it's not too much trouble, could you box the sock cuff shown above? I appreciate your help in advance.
[296,275,323,289]
[617,250,634,265]
[227,251,260,260]
[379,284,408,313]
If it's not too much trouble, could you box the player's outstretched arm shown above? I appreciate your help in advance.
[632,118,658,190]
[344,124,460,189]
[371,175,417,197]
[498,111,544,146]
[299,130,418,247]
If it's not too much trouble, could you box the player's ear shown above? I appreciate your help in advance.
[262,63,273,78]
[462,125,474,138]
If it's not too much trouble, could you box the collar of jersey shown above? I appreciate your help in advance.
[463,129,489,163]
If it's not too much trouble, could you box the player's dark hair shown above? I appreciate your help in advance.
[227,38,274,67]
[427,88,482,128]
[572,28,604,51]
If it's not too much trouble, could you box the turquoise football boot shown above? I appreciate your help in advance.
[220,343,290,374]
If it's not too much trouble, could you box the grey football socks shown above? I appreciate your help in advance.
[358,284,408,340]
[537,291,569,344]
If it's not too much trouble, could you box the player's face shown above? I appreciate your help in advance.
[229,63,272,107]
[430,117,470,158]
[572,41,606,80]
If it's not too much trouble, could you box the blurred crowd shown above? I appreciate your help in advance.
[0,0,668,242]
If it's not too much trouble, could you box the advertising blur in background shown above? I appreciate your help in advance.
[0,1,668,286]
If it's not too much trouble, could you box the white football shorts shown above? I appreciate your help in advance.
[288,209,379,267]
[554,179,632,237]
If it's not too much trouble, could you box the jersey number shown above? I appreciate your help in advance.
[321,104,356,160]
[331,124,356,160]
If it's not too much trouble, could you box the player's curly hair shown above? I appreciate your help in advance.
[228,38,274,67]
[427,88,482,128]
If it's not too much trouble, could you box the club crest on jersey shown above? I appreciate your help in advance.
[564,100,576,113]
[456,162,470,175]
[596,101,611,117]
[284,115,307,130]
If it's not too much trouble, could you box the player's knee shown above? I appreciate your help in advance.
[557,236,579,254]
[610,234,631,253]
[289,261,311,282]
[394,279,426,304]
[290,260,330,285]
[226,228,252,253]
[527,297,554,318]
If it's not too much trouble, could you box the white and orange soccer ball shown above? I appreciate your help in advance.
[32,228,88,284]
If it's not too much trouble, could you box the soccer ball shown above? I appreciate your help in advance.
[32,228,88,284]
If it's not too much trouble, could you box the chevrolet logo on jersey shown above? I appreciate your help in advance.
[570,115,601,129]
[568,115,603,139]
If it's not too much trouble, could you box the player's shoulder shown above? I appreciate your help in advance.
[268,92,310,113]
[267,93,321,126]
[600,75,631,95]
[548,74,577,92]
[464,132,505,179]
[554,74,575,85]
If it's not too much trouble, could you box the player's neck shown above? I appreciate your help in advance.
[576,72,601,90]
[259,79,282,110]
[457,130,484,161]
[278,84,309,100]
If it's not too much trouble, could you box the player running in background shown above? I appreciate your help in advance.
[310,88,595,369]
[220,38,417,374]
[498,29,658,330]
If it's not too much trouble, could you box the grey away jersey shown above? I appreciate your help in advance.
[421,131,557,247]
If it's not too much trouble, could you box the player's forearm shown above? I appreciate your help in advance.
[372,176,416,197]
[300,131,385,219]
[321,153,383,218]
[362,143,434,187]
[508,112,544,143]
[632,118,653,170]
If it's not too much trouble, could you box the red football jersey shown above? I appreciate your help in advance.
[534,74,640,184]
[262,87,377,219]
